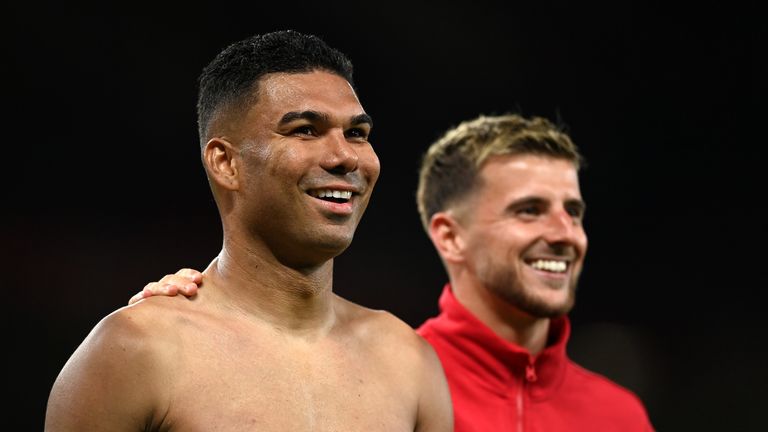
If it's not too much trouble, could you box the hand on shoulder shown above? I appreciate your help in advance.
[128,268,203,305]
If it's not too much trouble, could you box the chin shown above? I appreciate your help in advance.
[526,294,576,318]
[316,235,355,257]
[496,286,576,319]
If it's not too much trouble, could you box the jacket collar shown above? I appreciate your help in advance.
[436,284,570,399]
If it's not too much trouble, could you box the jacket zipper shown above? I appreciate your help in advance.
[516,381,524,432]
[518,360,538,432]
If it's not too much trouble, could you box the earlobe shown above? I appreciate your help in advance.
[203,138,239,190]
[428,212,465,263]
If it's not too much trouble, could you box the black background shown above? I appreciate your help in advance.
[7,4,764,430]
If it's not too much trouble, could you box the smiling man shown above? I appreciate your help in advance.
[44,30,452,432]
[132,114,655,431]
[415,115,652,431]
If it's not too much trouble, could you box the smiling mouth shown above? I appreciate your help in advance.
[527,259,569,274]
[308,189,353,204]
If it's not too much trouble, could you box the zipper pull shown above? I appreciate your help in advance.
[525,363,538,383]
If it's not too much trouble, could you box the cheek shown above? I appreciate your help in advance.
[240,141,282,174]
[490,225,531,251]
[467,233,523,282]
[577,230,588,255]
[360,146,380,182]
[468,226,524,260]
[264,146,310,178]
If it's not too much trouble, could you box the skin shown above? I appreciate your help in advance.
[134,155,587,356]
[46,71,453,432]
[429,154,587,355]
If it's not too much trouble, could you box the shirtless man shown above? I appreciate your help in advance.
[44,30,452,432]
[136,114,654,430]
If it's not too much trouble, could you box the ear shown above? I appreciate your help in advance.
[203,138,239,191]
[428,211,466,264]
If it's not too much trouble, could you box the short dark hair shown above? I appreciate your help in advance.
[416,114,584,231]
[196,30,355,146]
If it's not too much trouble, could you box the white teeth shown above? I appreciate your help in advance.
[530,260,567,273]
[309,189,353,200]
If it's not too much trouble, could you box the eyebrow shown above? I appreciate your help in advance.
[278,111,373,128]
[506,196,546,212]
[505,196,587,212]
[565,198,587,212]
[350,113,373,128]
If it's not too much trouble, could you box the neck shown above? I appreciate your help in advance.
[202,235,336,334]
[451,276,551,356]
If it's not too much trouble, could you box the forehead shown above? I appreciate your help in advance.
[254,71,364,118]
[477,154,582,199]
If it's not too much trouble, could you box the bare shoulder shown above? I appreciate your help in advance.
[334,296,441,368]
[86,295,198,352]
[71,296,191,369]
[45,297,199,431]
[333,297,454,432]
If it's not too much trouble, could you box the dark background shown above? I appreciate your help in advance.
[6,4,764,430]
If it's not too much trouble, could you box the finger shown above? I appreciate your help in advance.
[165,276,200,297]
[161,275,200,297]
[142,282,180,297]
[128,290,146,305]
[157,270,202,287]
[178,282,199,297]
[176,268,203,284]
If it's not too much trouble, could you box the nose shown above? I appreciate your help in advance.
[542,207,584,247]
[320,129,359,175]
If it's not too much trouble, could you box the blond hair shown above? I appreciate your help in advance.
[416,114,583,231]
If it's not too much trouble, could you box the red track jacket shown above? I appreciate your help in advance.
[417,285,654,432]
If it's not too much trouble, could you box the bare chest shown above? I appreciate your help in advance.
[160,328,416,431]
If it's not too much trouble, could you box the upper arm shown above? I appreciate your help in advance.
[45,307,172,431]
[414,338,454,432]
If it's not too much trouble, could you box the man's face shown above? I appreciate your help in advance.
[458,154,587,318]
[229,71,380,266]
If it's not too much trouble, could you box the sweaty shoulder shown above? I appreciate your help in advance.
[334,298,454,432]
[45,296,197,430]
[336,296,432,357]
[333,296,450,391]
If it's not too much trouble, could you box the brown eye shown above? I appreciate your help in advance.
[345,128,368,139]
[565,204,585,221]
[519,206,539,215]
[291,126,316,136]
